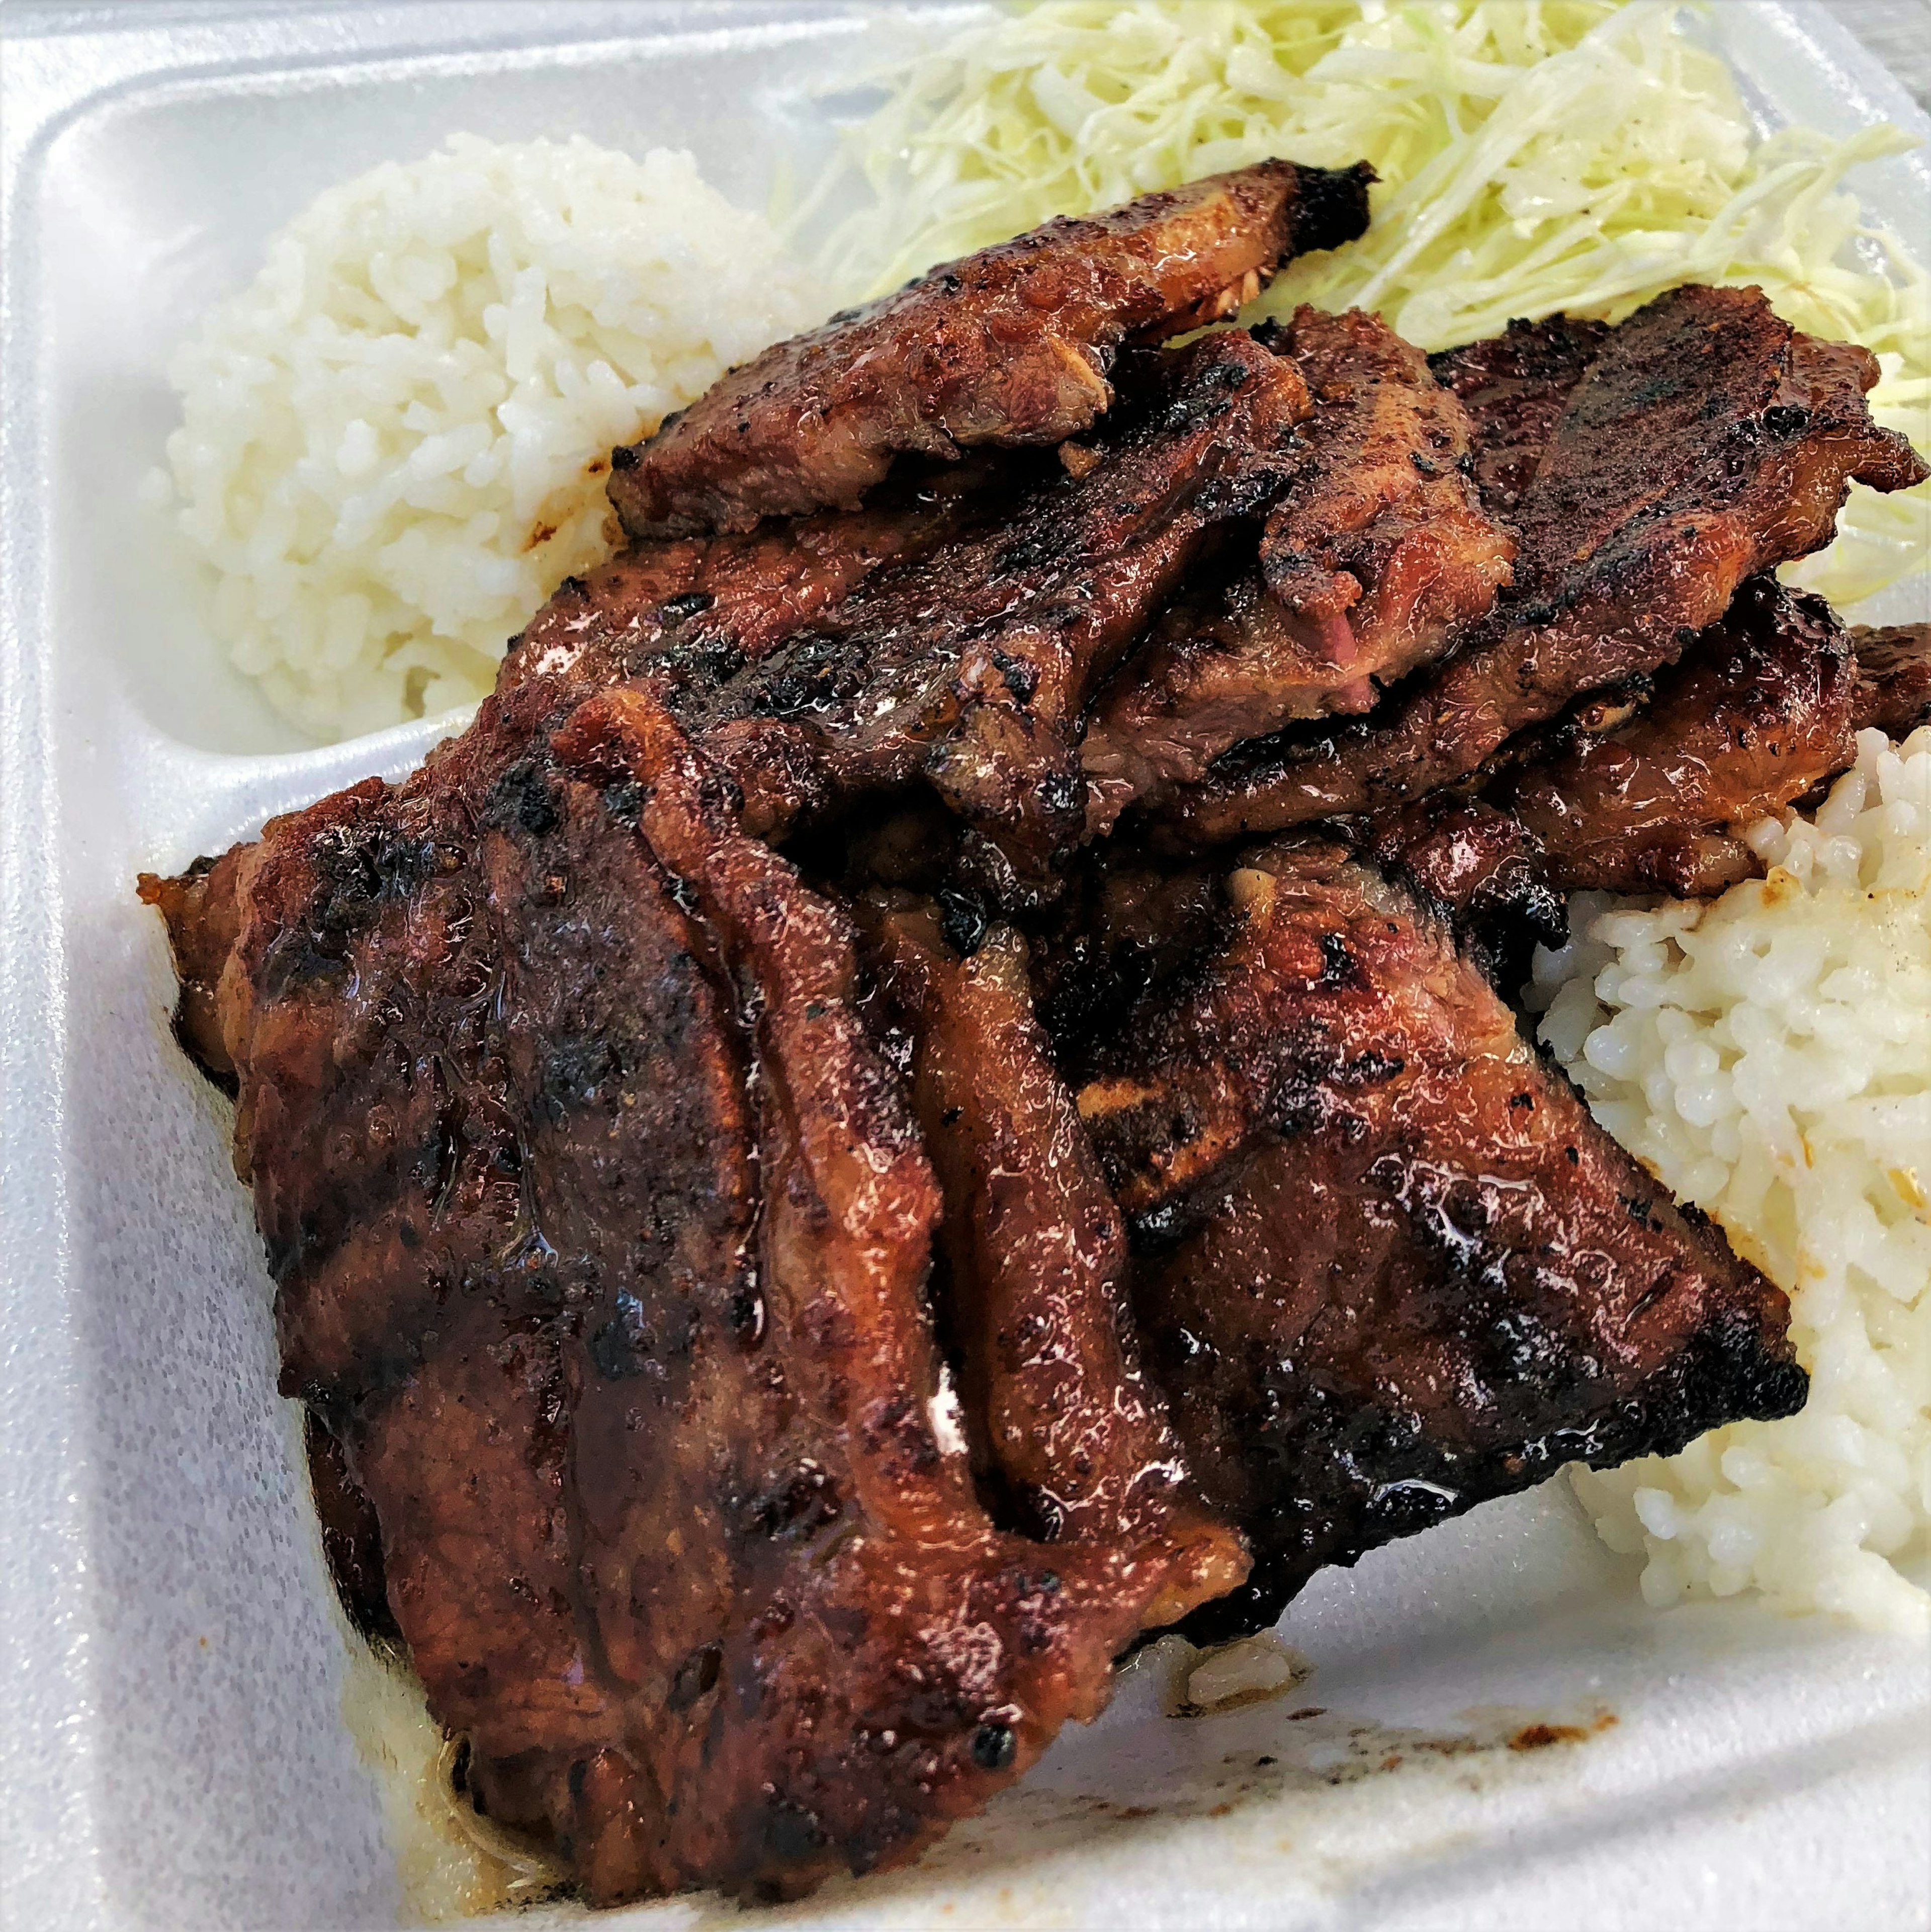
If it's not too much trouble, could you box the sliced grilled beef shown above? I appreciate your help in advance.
[1376,578,1857,916]
[143,682,1219,1906]
[856,897,1247,1624]
[609,160,1373,537]
[1072,838,1807,1640]
[678,329,1311,882]
[1428,313,1609,518]
[1159,286,1928,846]
[1851,620,1931,738]
[1082,307,1512,830]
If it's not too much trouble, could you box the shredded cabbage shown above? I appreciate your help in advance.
[813,0,1928,612]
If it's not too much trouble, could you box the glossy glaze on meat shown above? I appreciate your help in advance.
[149,678,1213,1905]
[1081,308,1512,830]
[1257,307,1511,680]
[1071,841,1807,1639]
[608,161,1372,536]
[494,483,987,732]
[1500,579,1856,894]
[1377,578,1858,914]
[1428,314,1608,518]
[855,898,1247,1624]
[1851,621,1931,738]
[1159,285,1929,846]
[678,330,1312,882]
[137,165,1929,1912]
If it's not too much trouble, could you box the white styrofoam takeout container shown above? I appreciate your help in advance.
[2,4,1928,1928]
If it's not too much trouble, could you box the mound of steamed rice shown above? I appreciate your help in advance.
[151,135,822,740]
[1530,726,1931,1637]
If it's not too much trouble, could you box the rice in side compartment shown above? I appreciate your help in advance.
[152,135,821,740]
[1532,727,1931,1635]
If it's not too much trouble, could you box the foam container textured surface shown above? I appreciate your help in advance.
[1,5,1927,1928]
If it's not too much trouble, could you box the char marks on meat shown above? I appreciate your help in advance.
[1070,840,1807,1639]
[151,680,1206,1904]
[1428,313,1608,517]
[495,485,981,731]
[1498,579,1855,895]
[1082,307,1512,830]
[138,160,1928,1913]
[609,161,1373,537]
[677,329,1312,881]
[856,898,1247,1624]
[1379,578,1857,919]
[1160,285,1929,847]
[1257,307,1513,679]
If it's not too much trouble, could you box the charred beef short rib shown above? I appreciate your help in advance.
[1427,313,1610,520]
[137,160,1928,1911]
[1157,284,1928,846]
[669,328,1313,886]
[608,159,1374,536]
[1082,305,1514,830]
[855,896,1247,1619]
[1070,839,1808,1640]
[147,681,1230,1906]
[1373,576,1860,944]
[1851,621,1931,739]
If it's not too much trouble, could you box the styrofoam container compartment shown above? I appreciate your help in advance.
[2,5,1927,1928]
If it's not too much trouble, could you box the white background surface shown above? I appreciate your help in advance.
[2,6,1928,1929]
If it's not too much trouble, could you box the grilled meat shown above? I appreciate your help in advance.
[1159,285,1929,846]
[1082,308,1512,830]
[1363,799,1564,982]
[1028,845,1227,1063]
[1071,838,1807,1640]
[608,161,1373,537]
[1429,313,1609,518]
[1257,307,1512,680]
[492,484,986,735]
[146,682,1212,1906]
[1851,621,1931,738]
[678,329,1311,879]
[139,150,1926,1908]
[138,844,246,1083]
[1378,578,1858,915]
[856,898,1247,1622]
[1500,579,1856,895]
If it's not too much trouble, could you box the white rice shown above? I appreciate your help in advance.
[150,135,823,740]
[1530,726,1931,1636]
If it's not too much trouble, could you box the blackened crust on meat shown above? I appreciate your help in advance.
[1498,577,1855,895]
[1160,285,1929,846]
[164,657,1213,1906]
[1429,314,1609,517]
[1082,307,1511,831]
[1373,577,1858,915]
[855,897,1248,1626]
[608,160,1373,537]
[676,329,1312,882]
[1851,621,1931,738]
[1181,1302,1810,1643]
[304,1407,399,1643]
[1071,840,1804,1641]
[1289,161,1382,257]
[1028,845,1229,1065]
